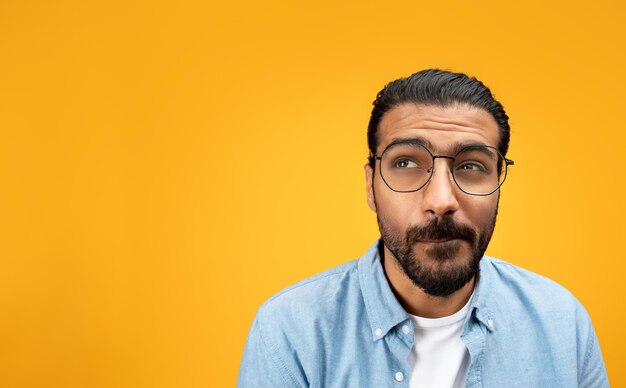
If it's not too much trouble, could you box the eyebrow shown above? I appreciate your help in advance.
[384,136,492,156]
[386,136,435,151]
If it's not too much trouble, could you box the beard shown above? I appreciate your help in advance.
[378,211,497,298]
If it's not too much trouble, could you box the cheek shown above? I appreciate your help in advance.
[374,179,423,227]
[463,197,498,227]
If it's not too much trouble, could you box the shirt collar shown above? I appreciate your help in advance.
[468,255,496,332]
[358,239,496,341]
[358,240,409,341]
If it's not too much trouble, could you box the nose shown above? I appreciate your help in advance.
[421,158,460,216]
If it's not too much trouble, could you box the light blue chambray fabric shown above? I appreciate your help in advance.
[238,240,609,387]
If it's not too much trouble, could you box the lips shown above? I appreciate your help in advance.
[416,238,463,247]
[417,237,460,243]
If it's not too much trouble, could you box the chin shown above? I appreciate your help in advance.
[402,246,480,297]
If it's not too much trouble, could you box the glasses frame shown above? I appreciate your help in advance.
[374,142,515,196]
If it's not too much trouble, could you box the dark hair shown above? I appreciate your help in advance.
[367,69,510,168]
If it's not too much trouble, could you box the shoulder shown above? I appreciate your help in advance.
[485,257,569,289]
[478,257,608,385]
[267,260,359,301]
[481,256,588,321]
[238,262,361,388]
[255,259,362,328]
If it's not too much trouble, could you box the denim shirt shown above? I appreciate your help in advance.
[238,241,609,387]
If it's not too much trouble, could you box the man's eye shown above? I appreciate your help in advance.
[393,159,418,168]
[457,162,487,172]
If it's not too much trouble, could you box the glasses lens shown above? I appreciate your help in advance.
[380,143,432,192]
[453,146,506,195]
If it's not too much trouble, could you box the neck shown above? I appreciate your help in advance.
[382,245,476,318]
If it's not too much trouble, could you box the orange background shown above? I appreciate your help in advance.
[0,1,624,386]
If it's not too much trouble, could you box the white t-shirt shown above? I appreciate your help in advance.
[407,294,473,388]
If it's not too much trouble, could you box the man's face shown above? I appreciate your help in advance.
[365,103,501,297]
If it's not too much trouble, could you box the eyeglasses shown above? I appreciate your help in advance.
[374,142,514,196]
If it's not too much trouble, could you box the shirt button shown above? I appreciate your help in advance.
[402,325,410,334]
[395,371,404,382]
[375,328,382,337]
[487,319,494,328]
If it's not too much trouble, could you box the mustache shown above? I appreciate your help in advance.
[405,216,477,243]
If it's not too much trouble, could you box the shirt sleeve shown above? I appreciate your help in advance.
[237,310,304,388]
[577,303,609,387]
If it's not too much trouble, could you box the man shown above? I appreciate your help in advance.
[237,69,609,387]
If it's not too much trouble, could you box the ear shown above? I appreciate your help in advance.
[365,164,377,212]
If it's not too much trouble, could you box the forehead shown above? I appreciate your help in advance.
[377,103,500,153]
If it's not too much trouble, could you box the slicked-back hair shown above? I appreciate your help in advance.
[367,69,510,168]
